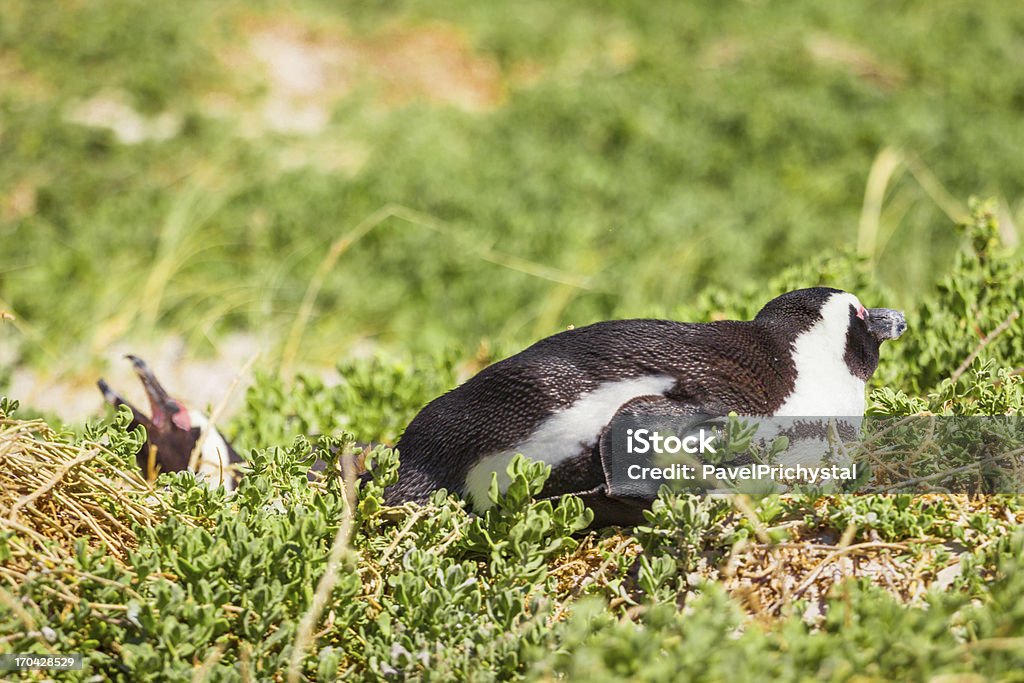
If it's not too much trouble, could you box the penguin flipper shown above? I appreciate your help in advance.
[596,394,713,509]
[562,483,649,527]
[543,395,714,528]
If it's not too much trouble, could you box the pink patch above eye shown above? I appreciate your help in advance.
[857,305,867,320]
[171,405,191,430]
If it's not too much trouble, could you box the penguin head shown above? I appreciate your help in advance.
[97,356,205,482]
[756,287,906,382]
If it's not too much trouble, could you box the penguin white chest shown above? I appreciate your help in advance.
[464,374,676,509]
[773,296,866,417]
[188,410,237,492]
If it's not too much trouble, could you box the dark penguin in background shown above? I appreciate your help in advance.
[98,356,243,491]
[386,288,906,525]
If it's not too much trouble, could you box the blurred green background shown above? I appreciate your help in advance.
[1,1,1022,409]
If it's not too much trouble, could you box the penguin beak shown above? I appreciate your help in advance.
[866,308,907,342]
[97,378,126,407]
[97,375,155,434]
[126,355,176,430]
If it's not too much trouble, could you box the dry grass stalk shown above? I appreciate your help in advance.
[0,415,187,573]
[286,450,360,682]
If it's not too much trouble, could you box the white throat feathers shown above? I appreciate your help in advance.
[188,410,237,492]
[773,292,866,417]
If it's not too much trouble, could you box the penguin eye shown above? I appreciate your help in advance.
[170,402,192,430]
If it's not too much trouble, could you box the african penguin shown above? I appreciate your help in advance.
[384,288,906,525]
[98,355,243,491]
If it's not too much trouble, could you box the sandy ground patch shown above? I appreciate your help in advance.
[64,91,183,144]
[227,17,505,138]
[7,333,262,425]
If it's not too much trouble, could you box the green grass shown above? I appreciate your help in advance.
[2,0,1023,376]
